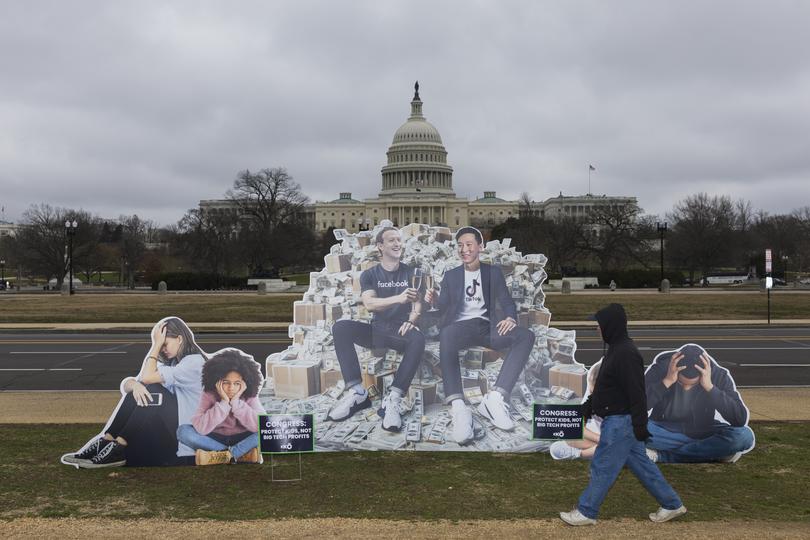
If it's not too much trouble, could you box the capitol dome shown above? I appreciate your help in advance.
[380,82,454,197]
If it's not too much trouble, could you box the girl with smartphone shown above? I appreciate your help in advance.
[62,317,207,468]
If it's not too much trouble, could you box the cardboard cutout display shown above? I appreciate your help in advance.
[262,222,590,452]
[644,343,755,463]
[61,317,265,468]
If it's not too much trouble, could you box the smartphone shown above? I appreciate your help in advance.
[146,393,163,406]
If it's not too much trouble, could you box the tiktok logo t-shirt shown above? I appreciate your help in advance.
[456,269,488,322]
[359,262,413,324]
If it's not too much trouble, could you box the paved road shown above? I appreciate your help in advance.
[0,326,808,390]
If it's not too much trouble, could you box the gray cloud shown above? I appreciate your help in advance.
[1,1,808,226]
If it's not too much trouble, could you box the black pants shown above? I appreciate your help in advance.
[333,319,426,393]
[106,383,179,467]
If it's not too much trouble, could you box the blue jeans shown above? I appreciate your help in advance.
[647,420,755,463]
[578,415,682,519]
[177,424,258,459]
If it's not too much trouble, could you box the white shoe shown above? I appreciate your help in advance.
[649,505,687,523]
[380,392,404,432]
[560,508,596,526]
[477,391,515,431]
[327,388,371,422]
[549,441,582,460]
[451,401,474,445]
[646,447,659,463]
[719,451,743,463]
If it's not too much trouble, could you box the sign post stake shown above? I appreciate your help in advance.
[765,249,772,325]
[259,413,314,483]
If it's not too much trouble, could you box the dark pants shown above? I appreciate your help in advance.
[439,317,535,403]
[333,319,426,393]
[106,383,179,467]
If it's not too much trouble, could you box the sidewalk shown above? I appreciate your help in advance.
[1,387,807,423]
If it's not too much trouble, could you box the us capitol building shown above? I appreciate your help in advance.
[201,83,636,233]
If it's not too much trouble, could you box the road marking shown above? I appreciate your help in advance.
[9,351,127,355]
[0,368,83,371]
[577,347,810,351]
[739,364,810,367]
[0,339,290,345]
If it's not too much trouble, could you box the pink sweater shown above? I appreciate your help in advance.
[191,391,266,436]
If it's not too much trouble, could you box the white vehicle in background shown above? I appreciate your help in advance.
[701,273,751,286]
[45,277,83,290]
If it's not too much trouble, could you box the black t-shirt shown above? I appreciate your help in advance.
[359,262,413,324]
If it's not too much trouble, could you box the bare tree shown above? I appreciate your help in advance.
[666,193,737,283]
[177,207,241,278]
[226,168,309,232]
[226,167,310,273]
[584,202,649,272]
[11,205,100,286]
[118,214,151,289]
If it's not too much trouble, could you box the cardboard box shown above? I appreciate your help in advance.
[400,223,429,238]
[293,301,326,326]
[518,309,551,328]
[320,368,343,391]
[410,381,438,404]
[462,347,501,369]
[549,364,588,397]
[325,253,352,273]
[432,226,452,243]
[362,369,395,392]
[293,330,305,345]
[325,304,343,324]
[360,260,379,271]
[272,360,321,399]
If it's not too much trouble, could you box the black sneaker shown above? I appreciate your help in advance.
[81,440,126,468]
[63,437,108,464]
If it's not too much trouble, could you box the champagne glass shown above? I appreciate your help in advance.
[411,268,424,313]
[425,273,439,312]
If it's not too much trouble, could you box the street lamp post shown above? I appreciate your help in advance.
[656,221,668,283]
[782,255,789,285]
[65,220,78,295]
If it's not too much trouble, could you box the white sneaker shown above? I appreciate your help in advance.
[477,391,515,431]
[646,447,659,463]
[649,505,687,523]
[719,451,743,463]
[451,401,474,445]
[380,393,404,432]
[560,508,596,526]
[549,441,582,460]
[327,388,371,422]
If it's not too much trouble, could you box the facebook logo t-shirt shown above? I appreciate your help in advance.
[359,262,413,324]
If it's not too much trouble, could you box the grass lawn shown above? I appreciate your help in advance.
[0,422,807,521]
[0,292,808,324]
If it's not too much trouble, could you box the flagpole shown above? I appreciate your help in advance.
[588,165,591,195]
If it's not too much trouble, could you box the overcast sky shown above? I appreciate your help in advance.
[2,1,809,226]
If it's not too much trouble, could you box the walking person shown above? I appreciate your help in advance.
[560,303,686,525]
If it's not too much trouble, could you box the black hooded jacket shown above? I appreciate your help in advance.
[582,303,651,441]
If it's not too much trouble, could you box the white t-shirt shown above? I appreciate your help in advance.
[456,269,488,322]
